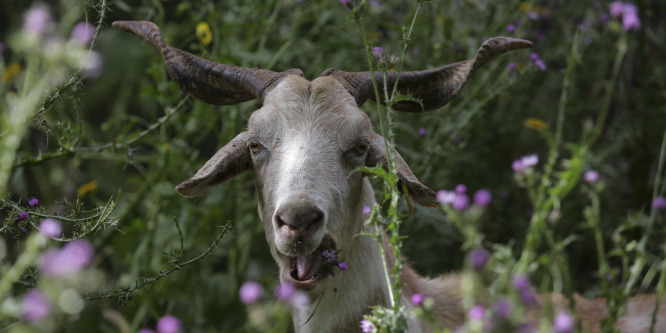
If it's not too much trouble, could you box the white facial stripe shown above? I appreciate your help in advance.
[252,75,372,260]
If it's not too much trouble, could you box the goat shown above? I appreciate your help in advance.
[113,20,665,332]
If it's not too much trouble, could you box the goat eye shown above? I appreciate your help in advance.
[249,142,263,153]
[354,142,368,155]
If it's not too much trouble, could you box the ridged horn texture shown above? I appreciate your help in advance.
[320,37,532,112]
[112,21,303,105]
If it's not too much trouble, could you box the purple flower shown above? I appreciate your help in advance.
[39,239,94,276]
[39,218,62,238]
[62,239,94,267]
[473,189,492,206]
[493,298,511,319]
[372,46,383,58]
[455,184,466,194]
[521,154,539,168]
[511,275,531,291]
[23,290,51,322]
[621,4,641,31]
[411,293,424,306]
[157,315,182,333]
[418,128,427,137]
[468,305,485,321]
[452,194,469,211]
[70,22,95,44]
[511,275,536,305]
[322,249,337,263]
[24,7,51,36]
[338,262,348,270]
[29,197,39,208]
[239,281,263,304]
[340,0,351,3]
[17,211,28,220]
[609,2,625,17]
[609,2,641,31]
[584,170,599,183]
[553,311,574,333]
[512,275,537,304]
[437,190,456,205]
[519,288,537,305]
[468,248,489,269]
[534,59,547,71]
[276,283,296,301]
[507,24,516,33]
[652,196,666,210]
[289,290,310,308]
[512,159,524,172]
[507,62,517,71]
[362,205,372,215]
[360,319,374,332]
[530,53,547,71]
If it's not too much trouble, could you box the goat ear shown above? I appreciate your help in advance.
[366,134,437,206]
[176,132,252,198]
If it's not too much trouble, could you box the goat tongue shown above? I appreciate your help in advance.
[294,252,322,281]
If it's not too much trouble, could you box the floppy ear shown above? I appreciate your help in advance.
[366,133,436,206]
[176,132,252,197]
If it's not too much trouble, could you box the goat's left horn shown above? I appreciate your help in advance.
[113,21,303,105]
[321,37,532,112]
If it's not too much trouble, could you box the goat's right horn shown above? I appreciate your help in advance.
[321,37,532,112]
[113,21,303,105]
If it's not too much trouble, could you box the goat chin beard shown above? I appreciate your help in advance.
[277,236,337,291]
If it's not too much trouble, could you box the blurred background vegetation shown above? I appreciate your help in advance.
[1,0,665,331]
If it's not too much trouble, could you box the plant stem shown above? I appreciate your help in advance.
[0,234,47,302]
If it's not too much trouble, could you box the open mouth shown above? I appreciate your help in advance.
[280,237,337,289]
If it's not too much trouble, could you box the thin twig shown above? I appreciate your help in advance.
[86,223,232,302]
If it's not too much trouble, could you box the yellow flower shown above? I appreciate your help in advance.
[2,63,22,84]
[519,2,549,15]
[525,118,548,132]
[196,22,213,46]
[77,180,99,197]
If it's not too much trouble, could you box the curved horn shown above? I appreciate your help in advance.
[321,37,532,112]
[112,21,303,105]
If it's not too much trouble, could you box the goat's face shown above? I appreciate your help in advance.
[113,19,531,293]
[249,76,373,290]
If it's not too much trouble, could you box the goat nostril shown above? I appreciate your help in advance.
[304,210,324,235]
[276,213,294,232]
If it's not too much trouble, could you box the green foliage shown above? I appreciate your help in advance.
[1,0,666,332]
